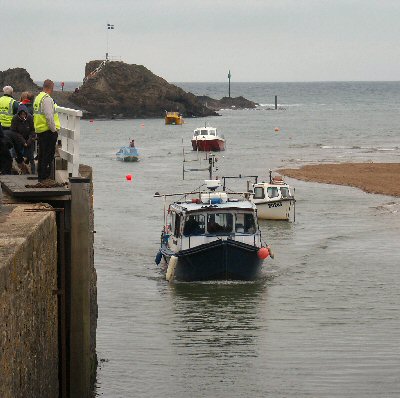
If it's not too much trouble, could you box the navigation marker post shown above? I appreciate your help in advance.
[228,70,231,98]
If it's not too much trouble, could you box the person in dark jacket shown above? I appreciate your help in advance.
[11,104,36,173]
[20,91,34,115]
[0,123,13,174]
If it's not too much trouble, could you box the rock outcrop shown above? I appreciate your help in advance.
[0,68,39,92]
[0,63,259,119]
[197,95,258,110]
[69,61,218,118]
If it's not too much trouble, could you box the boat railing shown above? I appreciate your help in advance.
[57,106,82,177]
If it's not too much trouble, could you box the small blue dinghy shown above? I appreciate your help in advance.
[116,141,139,162]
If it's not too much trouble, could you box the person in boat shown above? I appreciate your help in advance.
[183,216,203,236]
[129,139,135,148]
[207,218,223,234]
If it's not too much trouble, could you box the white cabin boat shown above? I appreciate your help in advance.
[251,173,295,221]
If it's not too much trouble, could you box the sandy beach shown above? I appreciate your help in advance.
[279,163,400,197]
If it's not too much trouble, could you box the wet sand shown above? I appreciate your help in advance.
[279,163,400,197]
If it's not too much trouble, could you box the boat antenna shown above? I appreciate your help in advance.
[269,169,272,184]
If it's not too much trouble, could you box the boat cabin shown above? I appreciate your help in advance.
[194,127,217,137]
[165,195,261,251]
[253,182,293,201]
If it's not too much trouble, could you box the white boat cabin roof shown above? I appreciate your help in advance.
[171,199,256,214]
[193,126,218,135]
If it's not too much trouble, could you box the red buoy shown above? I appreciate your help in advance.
[126,174,132,181]
[257,247,270,259]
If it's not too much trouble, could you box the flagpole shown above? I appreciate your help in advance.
[106,24,109,60]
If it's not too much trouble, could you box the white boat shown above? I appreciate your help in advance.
[192,126,225,151]
[251,172,295,221]
[154,179,272,282]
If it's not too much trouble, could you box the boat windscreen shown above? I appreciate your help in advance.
[267,187,279,198]
[235,213,256,234]
[253,186,264,199]
[280,187,290,198]
[183,214,205,236]
[201,130,208,135]
[207,213,233,234]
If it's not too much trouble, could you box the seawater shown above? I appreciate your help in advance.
[77,82,400,397]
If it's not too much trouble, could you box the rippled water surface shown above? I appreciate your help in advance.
[77,82,400,397]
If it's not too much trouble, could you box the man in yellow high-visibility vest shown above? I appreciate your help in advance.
[33,79,60,182]
[0,86,19,130]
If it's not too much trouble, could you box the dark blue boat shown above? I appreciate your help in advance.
[155,180,271,282]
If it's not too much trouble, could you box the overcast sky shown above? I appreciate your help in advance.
[1,0,399,82]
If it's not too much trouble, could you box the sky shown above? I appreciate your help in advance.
[1,0,400,82]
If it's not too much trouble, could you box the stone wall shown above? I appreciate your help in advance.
[79,164,98,390]
[0,204,58,398]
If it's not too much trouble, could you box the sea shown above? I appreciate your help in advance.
[73,82,400,397]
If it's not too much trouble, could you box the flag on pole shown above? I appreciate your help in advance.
[107,24,114,29]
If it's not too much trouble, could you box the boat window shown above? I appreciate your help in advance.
[280,187,290,198]
[201,130,208,135]
[174,214,181,237]
[267,187,279,198]
[235,213,256,234]
[183,214,205,236]
[210,130,216,136]
[194,130,199,136]
[253,186,264,199]
[207,213,233,234]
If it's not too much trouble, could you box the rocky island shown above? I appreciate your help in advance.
[0,61,258,119]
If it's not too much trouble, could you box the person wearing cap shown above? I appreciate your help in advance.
[33,79,60,182]
[0,86,19,130]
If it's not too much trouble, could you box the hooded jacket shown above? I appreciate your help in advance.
[11,104,35,144]
[21,99,34,115]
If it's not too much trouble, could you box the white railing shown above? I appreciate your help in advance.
[57,106,82,177]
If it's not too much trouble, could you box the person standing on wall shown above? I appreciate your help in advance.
[0,86,19,130]
[33,79,60,182]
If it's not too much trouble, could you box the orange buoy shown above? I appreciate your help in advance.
[257,247,270,259]
[274,127,280,132]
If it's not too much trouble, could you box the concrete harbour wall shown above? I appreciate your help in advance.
[0,204,58,398]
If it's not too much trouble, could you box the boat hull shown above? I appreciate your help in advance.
[117,156,139,162]
[116,146,139,162]
[255,198,294,220]
[161,239,263,282]
[191,139,225,151]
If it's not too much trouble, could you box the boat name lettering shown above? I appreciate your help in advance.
[268,202,283,208]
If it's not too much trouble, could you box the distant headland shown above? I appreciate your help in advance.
[0,61,258,119]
